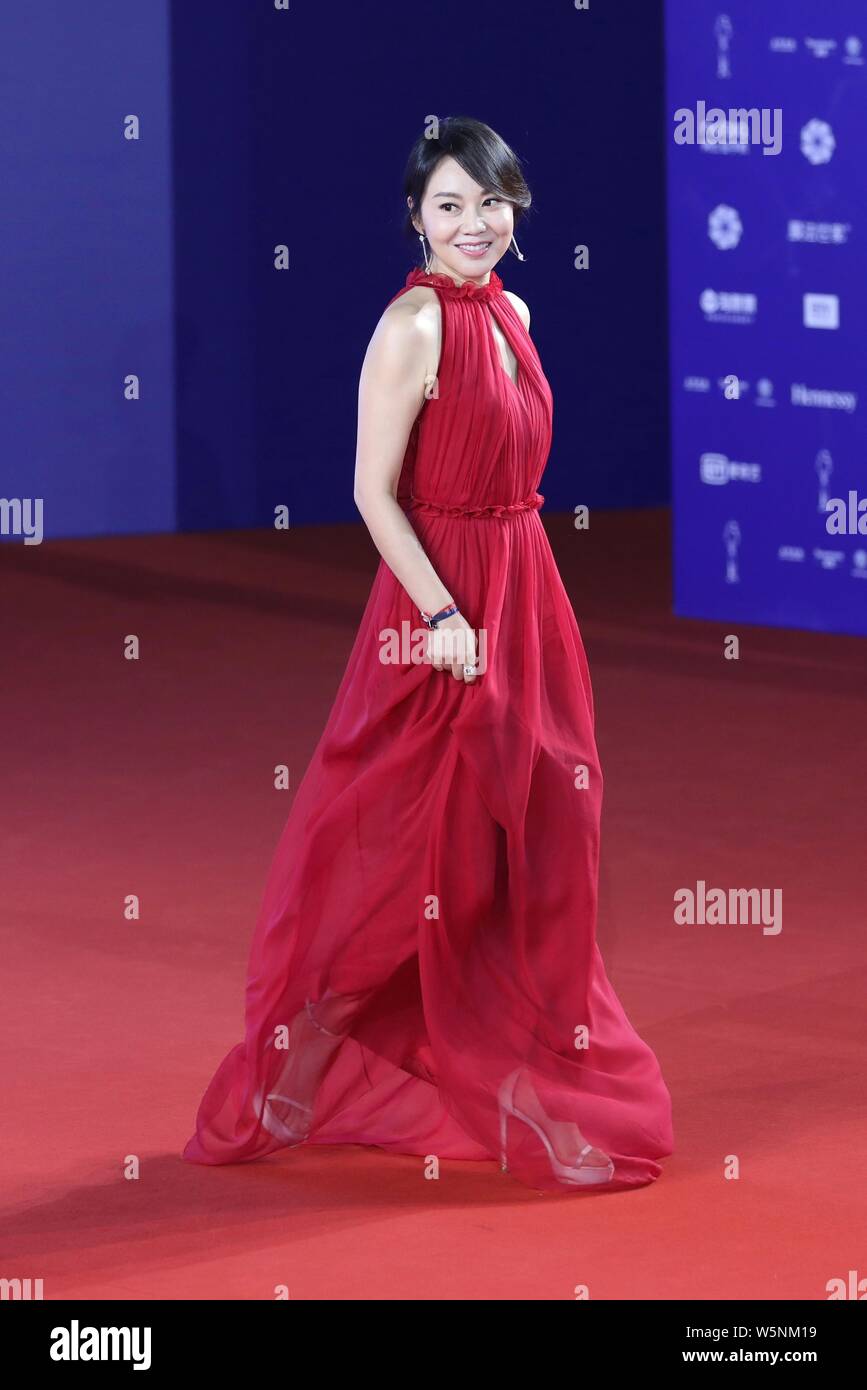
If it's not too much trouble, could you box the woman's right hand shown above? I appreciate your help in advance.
[424,612,479,684]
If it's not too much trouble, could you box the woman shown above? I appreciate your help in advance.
[183,117,673,1193]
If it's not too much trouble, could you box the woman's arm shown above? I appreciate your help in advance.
[353,295,478,682]
[353,296,452,616]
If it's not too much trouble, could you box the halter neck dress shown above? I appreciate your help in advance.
[182,265,674,1193]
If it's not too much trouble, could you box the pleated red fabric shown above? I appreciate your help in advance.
[182,265,674,1193]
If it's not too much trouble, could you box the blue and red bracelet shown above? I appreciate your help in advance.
[420,601,460,629]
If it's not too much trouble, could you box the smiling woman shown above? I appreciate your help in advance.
[403,114,532,278]
[183,115,674,1196]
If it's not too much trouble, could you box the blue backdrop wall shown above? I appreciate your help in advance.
[667,1,867,637]
[1,1,176,539]
[4,1,670,541]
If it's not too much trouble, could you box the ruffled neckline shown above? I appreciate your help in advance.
[405,266,504,302]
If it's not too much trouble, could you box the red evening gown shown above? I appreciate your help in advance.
[182,265,674,1193]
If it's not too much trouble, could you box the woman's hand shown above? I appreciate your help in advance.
[424,612,479,683]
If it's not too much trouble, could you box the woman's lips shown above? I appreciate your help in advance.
[455,241,492,258]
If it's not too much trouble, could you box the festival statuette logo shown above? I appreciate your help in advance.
[852,550,867,578]
[714,14,732,78]
[803,293,839,329]
[723,519,741,583]
[800,118,835,164]
[700,452,760,485]
[843,36,864,66]
[815,450,833,513]
[708,204,742,250]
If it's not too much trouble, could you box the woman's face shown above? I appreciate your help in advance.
[409,155,514,281]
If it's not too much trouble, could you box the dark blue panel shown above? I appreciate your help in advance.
[0,0,175,541]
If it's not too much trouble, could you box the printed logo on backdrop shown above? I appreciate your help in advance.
[788,218,851,244]
[800,119,835,163]
[700,289,756,325]
[805,38,838,59]
[682,376,775,405]
[696,114,750,156]
[769,34,863,65]
[815,450,834,515]
[813,548,845,570]
[803,293,839,329]
[792,383,857,412]
[723,520,741,584]
[708,204,742,249]
[700,453,761,486]
[714,14,732,78]
[755,378,776,407]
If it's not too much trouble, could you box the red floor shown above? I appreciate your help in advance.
[2,508,865,1300]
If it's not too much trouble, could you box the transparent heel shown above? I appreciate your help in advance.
[254,998,346,1145]
[497,1067,614,1186]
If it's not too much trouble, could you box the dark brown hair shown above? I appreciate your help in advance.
[403,116,532,255]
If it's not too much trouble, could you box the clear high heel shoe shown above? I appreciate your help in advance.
[254,998,345,1145]
[497,1067,615,1186]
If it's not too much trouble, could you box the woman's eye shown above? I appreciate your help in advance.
[437,199,501,212]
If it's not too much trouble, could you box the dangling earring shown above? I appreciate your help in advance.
[418,232,433,273]
[508,235,525,261]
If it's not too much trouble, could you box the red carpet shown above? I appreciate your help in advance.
[2,508,864,1299]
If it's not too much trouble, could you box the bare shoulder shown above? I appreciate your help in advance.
[377,284,439,347]
[503,289,530,332]
[362,285,439,379]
